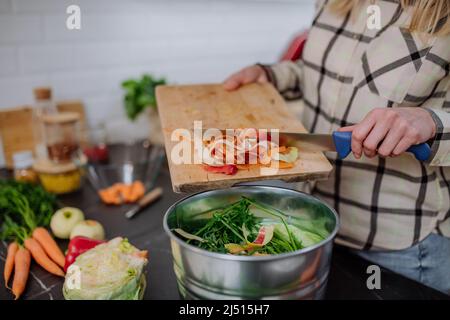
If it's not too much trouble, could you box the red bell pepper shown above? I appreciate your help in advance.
[64,236,105,272]
[202,164,238,175]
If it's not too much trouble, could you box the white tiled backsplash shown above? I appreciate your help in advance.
[0,0,314,166]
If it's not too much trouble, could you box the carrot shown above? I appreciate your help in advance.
[264,161,294,169]
[4,242,18,288]
[99,188,121,205]
[12,247,30,300]
[122,184,133,203]
[32,227,65,268]
[277,161,294,169]
[129,181,145,202]
[99,181,145,205]
[98,189,112,204]
[24,238,64,277]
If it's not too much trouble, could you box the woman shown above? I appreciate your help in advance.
[224,0,450,294]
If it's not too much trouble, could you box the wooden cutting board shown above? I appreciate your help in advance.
[156,83,332,193]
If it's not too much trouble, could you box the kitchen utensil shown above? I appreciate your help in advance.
[281,131,432,161]
[85,141,164,193]
[164,185,339,300]
[156,83,332,193]
[124,187,163,219]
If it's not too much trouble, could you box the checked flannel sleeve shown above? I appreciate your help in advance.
[258,60,305,101]
[350,26,450,166]
[424,37,450,167]
[427,100,450,166]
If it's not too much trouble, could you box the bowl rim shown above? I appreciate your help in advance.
[163,185,340,262]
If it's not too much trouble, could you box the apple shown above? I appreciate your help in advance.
[70,220,105,240]
[50,207,85,239]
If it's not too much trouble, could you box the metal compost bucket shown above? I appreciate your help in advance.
[163,186,339,300]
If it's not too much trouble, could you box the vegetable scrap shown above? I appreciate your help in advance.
[202,128,298,175]
[172,197,328,256]
[98,180,145,205]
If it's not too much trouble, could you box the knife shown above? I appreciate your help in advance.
[124,187,163,219]
[282,131,431,161]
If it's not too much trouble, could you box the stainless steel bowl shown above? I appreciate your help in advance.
[163,186,339,300]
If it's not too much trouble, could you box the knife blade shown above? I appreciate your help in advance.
[281,131,431,161]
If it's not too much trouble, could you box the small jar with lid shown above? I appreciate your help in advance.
[13,151,39,184]
[33,157,85,194]
[42,112,81,163]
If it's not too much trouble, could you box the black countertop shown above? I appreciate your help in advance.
[0,165,448,300]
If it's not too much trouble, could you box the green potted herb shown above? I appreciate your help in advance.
[121,74,166,145]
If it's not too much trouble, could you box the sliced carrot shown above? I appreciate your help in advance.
[24,238,64,277]
[277,161,295,169]
[32,227,65,268]
[4,242,18,288]
[12,247,30,300]
[99,187,122,205]
[266,161,294,169]
[99,181,145,205]
[122,184,134,203]
[129,181,145,202]
[111,183,125,195]
[133,181,145,198]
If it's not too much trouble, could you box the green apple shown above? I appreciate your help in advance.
[50,207,85,239]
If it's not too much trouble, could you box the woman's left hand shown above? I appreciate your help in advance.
[339,107,437,159]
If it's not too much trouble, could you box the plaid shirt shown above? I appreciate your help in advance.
[264,0,450,250]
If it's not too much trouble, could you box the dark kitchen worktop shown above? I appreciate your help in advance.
[0,164,448,300]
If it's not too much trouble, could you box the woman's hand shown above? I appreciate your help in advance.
[339,107,436,159]
[223,65,268,91]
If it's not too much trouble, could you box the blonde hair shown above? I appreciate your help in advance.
[328,0,450,36]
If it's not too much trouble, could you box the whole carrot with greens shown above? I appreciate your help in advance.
[32,227,65,268]
[12,247,31,300]
[3,242,18,288]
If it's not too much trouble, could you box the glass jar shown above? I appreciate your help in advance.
[13,151,39,184]
[32,87,58,159]
[83,123,109,164]
[33,158,85,194]
[42,112,81,163]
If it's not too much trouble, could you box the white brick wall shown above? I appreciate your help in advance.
[0,0,314,165]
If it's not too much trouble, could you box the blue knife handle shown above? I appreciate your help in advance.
[332,131,352,159]
[331,131,431,161]
[407,143,431,161]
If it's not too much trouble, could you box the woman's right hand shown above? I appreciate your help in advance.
[223,65,268,91]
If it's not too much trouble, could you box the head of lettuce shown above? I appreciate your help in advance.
[63,237,148,300]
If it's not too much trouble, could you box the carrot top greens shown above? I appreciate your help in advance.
[0,180,57,244]
[173,197,326,256]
